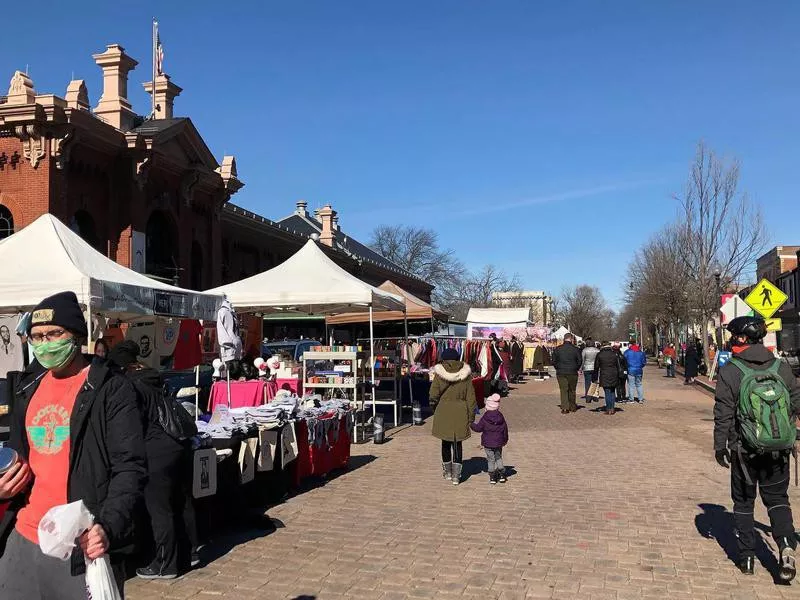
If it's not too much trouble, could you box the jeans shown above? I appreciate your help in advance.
[603,387,616,411]
[731,451,795,557]
[557,374,578,411]
[628,373,644,401]
[485,447,504,472]
[583,371,594,397]
[441,440,463,464]
[666,363,675,377]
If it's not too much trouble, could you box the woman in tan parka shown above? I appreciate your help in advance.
[430,348,477,485]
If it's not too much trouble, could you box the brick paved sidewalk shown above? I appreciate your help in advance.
[129,367,800,599]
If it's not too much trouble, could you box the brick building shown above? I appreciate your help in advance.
[0,43,432,302]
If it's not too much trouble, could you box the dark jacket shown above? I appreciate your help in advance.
[684,345,701,378]
[552,342,583,375]
[2,359,146,575]
[595,347,622,388]
[470,410,508,448]
[430,361,477,442]
[126,367,184,460]
[713,344,800,452]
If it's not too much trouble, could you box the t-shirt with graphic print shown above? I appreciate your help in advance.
[16,367,89,543]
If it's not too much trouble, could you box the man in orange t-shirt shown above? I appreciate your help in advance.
[0,291,145,599]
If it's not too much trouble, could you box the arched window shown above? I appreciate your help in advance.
[146,210,178,282]
[70,210,100,251]
[190,241,204,290]
[0,205,14,240]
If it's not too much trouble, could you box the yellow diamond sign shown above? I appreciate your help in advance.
[744,279,787,319]
[765,318,783,332]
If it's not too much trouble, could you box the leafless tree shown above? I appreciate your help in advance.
[445,265,522,321]
[369,225,466,308]
[558,284,616,340]
[675,141,768,331]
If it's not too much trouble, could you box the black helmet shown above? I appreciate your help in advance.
[727,316,767,342]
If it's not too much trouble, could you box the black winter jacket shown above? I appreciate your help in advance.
[552,342,583,376]
[1,358,146,575]
[126,367,184,460]
[595,347,622,388]
[713,345,800,452]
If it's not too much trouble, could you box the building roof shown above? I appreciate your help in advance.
[276,211,426,285]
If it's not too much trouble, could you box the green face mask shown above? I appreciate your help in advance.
[32,338,78,370]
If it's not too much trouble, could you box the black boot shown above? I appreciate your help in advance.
[779,538,797,582]
[736,555,755,575]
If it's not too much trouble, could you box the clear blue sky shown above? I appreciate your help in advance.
[4,1,799,308]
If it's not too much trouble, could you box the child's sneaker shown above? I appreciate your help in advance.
[498,469,507,483]
[489,471,497,485]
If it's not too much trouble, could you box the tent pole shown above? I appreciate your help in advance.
[405,312,413,415]
[369,305,376,420]
[195,365,200,420]
[86,297,93,353]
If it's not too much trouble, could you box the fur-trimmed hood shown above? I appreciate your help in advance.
[432,361,472,382]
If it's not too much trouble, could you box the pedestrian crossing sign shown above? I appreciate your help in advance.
[744,279,787,319]
[765,317,782,332]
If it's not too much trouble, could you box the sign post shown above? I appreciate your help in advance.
[744,279,788,353]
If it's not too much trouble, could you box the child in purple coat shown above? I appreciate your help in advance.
[470,393,509,484]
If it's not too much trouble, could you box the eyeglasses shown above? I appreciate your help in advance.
[29,329,68,344]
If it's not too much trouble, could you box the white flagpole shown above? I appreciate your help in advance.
[151,18,157,118]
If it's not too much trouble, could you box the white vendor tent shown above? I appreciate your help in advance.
[0,213,221,321]
[207,239,405,315]
[466,307,531,325]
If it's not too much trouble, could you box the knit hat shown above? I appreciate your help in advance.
[485,394,501,411]
[107,340,140,369]
[440,348,460,361]
[29,291,88,338]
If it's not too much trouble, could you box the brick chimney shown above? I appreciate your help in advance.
[317,205,337,247]
[92,44,138,130]
[143,73,182,120]
[295,200,308,217]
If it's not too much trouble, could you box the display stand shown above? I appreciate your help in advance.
[302,351,360,401]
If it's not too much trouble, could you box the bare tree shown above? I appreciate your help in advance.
[444,265,522,321]
[558,285,616,340]
[369,225,465,308]
[675,141,768,331]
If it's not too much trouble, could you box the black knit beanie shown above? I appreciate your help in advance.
[107,340,140,369]
[28,291,88,338]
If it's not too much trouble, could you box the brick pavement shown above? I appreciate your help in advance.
[128,366,800,599]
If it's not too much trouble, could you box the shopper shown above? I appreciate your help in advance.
[470,393,509,484]
[107,341,194,580]
[624,341,647,404]
[713,316,798,580]
[0,291,146,599]
[595,342,622,415]
[552,334,583,414]
[684,340,701,385]
[613,343,628,402]
[663,343,677,378]
[430,347,477,486]
[94,337,109,360]
[581,338,600,401]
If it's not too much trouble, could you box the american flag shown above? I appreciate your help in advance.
[156,33,164,75]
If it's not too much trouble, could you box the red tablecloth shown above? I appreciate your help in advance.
[208,380,266,410]
[276,378,302,395]
[292,415,351,486]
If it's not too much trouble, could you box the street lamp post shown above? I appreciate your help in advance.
[714,270,722,350]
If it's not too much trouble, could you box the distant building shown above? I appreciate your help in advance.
[756,246,800,283]
[491,290,553,325]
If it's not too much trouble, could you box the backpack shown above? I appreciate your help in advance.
[730,357,796,453]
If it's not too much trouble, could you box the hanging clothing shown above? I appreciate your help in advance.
[155,318,180,358]
[125,322,159,369]
[174,320,203,370]
[0,314,23,377]
[217,299,243,362]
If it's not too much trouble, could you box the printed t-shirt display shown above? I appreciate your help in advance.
[16,367,89,543]
[174,319,203,369]
[0,314,24,377]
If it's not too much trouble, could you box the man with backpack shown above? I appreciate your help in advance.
[713,316,799,580]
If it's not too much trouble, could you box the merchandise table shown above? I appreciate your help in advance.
[208,380,267,410]
[291,414,351,486]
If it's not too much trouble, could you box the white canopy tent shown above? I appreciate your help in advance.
[466,307,532,339]
[207,239,407,422]
[0,213,222,322]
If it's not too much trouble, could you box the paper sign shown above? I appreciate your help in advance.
[192,448,218,498]
[258,428,278,472]
[281,423,298,468]
[765,318,783,332]
[238,438,257,484]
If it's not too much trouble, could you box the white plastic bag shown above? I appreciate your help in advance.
[38,500,122,600]
[38,500,94,560]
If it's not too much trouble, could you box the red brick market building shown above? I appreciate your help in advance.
[0,43,432,302]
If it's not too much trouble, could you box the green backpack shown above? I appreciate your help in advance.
[730,357,796,453]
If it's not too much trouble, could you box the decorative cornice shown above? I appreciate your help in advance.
[15,124,46,168]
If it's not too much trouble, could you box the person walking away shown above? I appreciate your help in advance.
[107,341,195,580]
[663,343,677,378]
[595,342,622,415]
[552,334,583,414]
[684,340,701,385]
[470,393,509,484]
[713,316,799,580]
[581,338,600,401]
[624,342,647,404]
[0,291,146,599]
[430,348,477,485]
[613,343,628,402]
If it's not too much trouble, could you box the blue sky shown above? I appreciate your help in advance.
[3,1,799,308]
